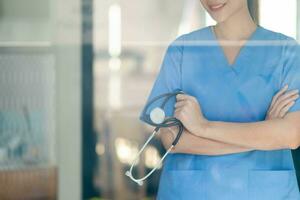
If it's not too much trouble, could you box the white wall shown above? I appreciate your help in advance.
[259,0,297,38]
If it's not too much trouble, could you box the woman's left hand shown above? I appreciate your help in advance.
[174,94,208,136]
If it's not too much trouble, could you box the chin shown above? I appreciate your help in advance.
[210,14,230,23]
[207,7,232,23]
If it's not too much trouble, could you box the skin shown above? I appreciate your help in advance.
[160,86,299,155]
[159,0,300,155]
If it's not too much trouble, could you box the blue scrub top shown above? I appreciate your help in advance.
[139,25,300,200]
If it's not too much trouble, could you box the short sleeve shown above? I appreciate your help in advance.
[280,36,300,113]
[139,36,184,123]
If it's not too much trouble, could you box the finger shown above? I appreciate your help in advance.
[176,94,187,101]
[279,101,296,118]
[174,108,187,119]
[271,93,299,114]
[174,108,182,117]
[274,94,299,116]
[270,89,299,112]
[175,105,185,111]
[266,109,275,119]
[186,95,198,103]
[174,101,186,108]
[270,85,289,108]
[277,90,299,103]
[175,106,187,114]
[271,90,298,110]
[176,94,196,102]
[270,85,289,110]
[277,93,299,110]
[279,102,295,118]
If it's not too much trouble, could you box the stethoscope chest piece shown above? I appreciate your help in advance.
[150,107,165,124]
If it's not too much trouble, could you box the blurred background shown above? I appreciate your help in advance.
[0,0,299,199]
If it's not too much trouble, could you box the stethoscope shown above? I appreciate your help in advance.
[125,89,185,186]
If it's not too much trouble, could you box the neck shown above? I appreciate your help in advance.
[214,6,257,41]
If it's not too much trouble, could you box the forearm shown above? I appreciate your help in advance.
[159,128,253,156]
[197,117,297,151]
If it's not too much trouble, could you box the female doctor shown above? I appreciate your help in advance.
[140,0,300,199]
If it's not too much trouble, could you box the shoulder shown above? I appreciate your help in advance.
[272,29,300,57]
[258,25,299,45]
[257,26,299,60]
[178,26,211,41]
[169,26,211,48]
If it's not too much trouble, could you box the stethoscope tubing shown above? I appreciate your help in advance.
[126,90,185,185]
[125,128,174,186]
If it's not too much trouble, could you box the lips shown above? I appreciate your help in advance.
[208,3,226,12]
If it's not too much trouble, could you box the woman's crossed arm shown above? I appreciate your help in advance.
[160,86,300,155]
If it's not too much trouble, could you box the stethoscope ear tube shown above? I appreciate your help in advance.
[162,117,184,146]
[125,118,184,186]
[140,90,184,126]
[172,120,184,146]
[125,127,175,186]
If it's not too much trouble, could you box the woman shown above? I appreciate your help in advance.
[139,0,300,199]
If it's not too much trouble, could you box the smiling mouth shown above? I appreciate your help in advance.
[209,3,226,12]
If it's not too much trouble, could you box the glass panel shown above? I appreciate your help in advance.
[0,54,56,168]
[93,0,206,199]
[92,1,300,199]
[0,0,57,198]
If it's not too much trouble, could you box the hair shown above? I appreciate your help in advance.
[247,0,259,23]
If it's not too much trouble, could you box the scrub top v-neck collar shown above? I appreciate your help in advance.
[208,25,262,75]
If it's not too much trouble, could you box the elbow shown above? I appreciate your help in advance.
[287,141,300,150]
[287,139,300,150]
[283,112,300,150]
[290,144,300,150]
[286,127,300,150]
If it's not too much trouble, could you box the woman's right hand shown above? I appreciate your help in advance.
[266,85,299,120]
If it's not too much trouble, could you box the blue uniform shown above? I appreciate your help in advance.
[139,25,300,200]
